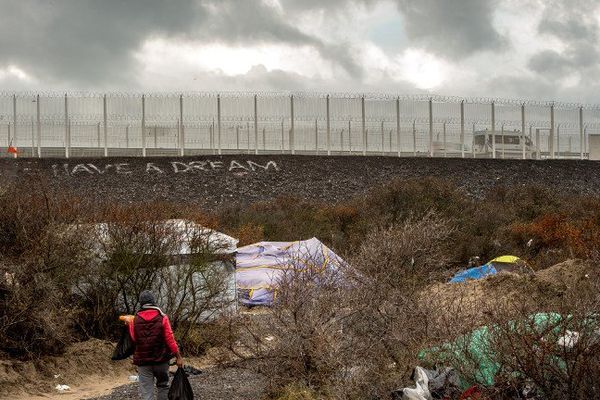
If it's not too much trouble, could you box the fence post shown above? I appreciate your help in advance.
[550,103,555,159]
[281,119,284,154]
[536,128,541,159]
[141,95,146,157]
[180,95,185,156]
[314,119,318,155]
[126,125,129,149]
[254,94,259,155]
[290,94,295,155]
[30,117,34,157]
[579,106,584,160]
[103,94,108,157]
[12,94,16,148]
[501,124,505,159]
[210,119,214,153]
[64,93,69,159]
[443,121,447,158]
[557,124,560,159]
[412,120,416,156]
[521,103,526,160]
[262,127,266,152]
[348,120,352,154]
[246,122,250,155]
[361,96,366,156]
[491,101,496,159]
[326,94,331,155]
[396,97,401,157]
[428,98,433,157]
[380,120,384,155]
[217,94,222,155]
[460,100,465,158]
[97,123,101,148]
[36,94,41,158]
[341,127,344,153]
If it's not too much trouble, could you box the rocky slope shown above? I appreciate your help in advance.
[0,156,599,210]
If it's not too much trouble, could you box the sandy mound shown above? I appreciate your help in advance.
[0,339,135,399]
[424,259,597,326]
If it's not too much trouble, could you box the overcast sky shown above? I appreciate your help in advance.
[1,0,600,102]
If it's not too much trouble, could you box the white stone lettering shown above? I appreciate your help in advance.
[247,160,279,171]
[189,161,208,171]
[71,164,94,174]
[51,159,280,177]
[146,163,164,173]
[115,163,132,174]
[228,160,249,171]
[87,164,112,174]
[172,162,192,173]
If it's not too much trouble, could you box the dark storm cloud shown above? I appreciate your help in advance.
[201,0,363,78]
[0,0,203,87]
[0,0,364,88]
[394,0,507,59]
[528,0,600,78]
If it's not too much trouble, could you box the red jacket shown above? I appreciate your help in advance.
[128,308,179,365]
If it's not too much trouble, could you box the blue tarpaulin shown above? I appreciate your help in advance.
[449,264,498,283]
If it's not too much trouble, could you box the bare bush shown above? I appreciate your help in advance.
[424,268,600,399]
[0,181,92,357]
[232,212,455,399]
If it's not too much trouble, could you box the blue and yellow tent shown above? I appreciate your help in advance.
[450,255,524,283]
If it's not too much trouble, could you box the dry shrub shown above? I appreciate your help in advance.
[232,212,455,399]
[0,179,91,358]
[230,223,265,246]
[424,260,600,399]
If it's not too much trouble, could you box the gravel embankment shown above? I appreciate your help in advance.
[87,367,266,400]
[1,155,600,210]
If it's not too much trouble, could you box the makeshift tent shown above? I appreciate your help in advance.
[74,219,239,318]
[235,237,345,306]
[449,255,525,283]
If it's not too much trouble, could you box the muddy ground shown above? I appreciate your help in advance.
[0,156,599,211]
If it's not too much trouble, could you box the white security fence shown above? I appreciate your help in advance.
[0,92,598,159]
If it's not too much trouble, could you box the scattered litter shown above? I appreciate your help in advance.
[169,365,203,376]
[264,335,275,342]
[557,330,580,348]
[53,374,60,379]
[392,366,462,400]
[128,375,139,382]
[392,366,431,400]
[55,384,71,392]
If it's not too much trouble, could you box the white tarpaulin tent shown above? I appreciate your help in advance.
[235,237,345,306]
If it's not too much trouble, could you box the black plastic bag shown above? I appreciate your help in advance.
[111,326,135,360]
[168,368,194,400]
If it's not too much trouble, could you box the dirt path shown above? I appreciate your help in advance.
[88,366,266,400]
[8,374,134,400]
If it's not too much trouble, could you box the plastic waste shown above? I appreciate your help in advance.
[128,375,139,382]
[168,368,194,400]
[401,367,432,400]
[111,326,135,360]
[55,384,71,392]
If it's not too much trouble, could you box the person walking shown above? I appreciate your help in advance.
[126,290,184,400]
